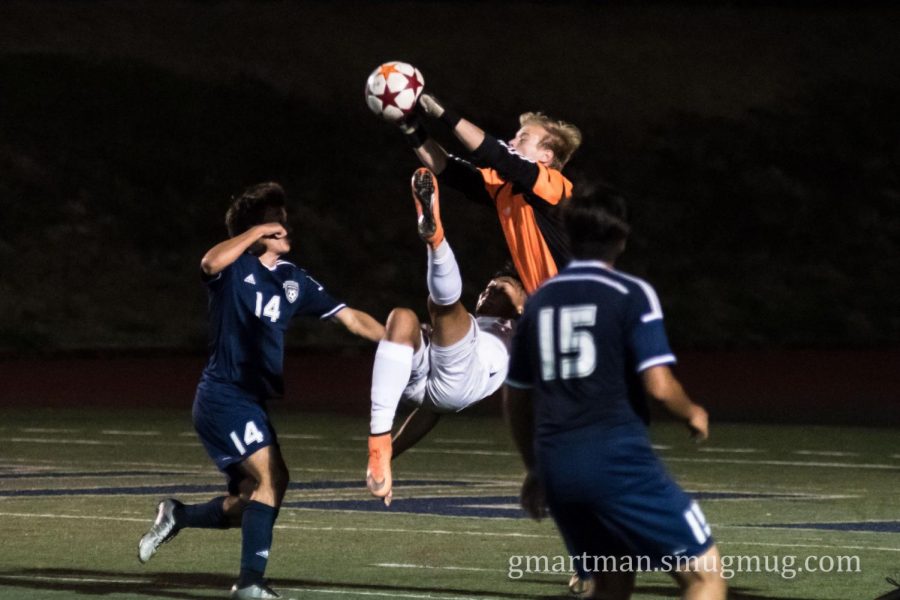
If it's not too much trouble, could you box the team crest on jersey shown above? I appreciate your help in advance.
[283,280,299,303]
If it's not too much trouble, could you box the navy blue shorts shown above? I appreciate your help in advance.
[192,385,278,483]
[537,423,714,570]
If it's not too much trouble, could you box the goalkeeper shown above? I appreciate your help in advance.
[399,94,582,293]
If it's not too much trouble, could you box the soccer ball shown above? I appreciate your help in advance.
[365,61,424,123]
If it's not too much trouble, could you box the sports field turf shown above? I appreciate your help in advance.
[0,407,897,599]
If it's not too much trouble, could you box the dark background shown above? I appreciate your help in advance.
[0,1,898,421]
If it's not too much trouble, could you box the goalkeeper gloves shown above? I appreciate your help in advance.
[419,93,461,129]
[398,116,429,148]
[398,93,463,148]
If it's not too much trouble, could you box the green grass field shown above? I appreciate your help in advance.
[0,408,897,600]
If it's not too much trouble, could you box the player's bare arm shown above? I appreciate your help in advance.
[200,223,286,276]
[405,132,449,174]
[504,386,536,472]
[642,365,710,441]
[504,386,546,520]
[419,93,576,202]
[332,307,386,342]
[419,93,486,153]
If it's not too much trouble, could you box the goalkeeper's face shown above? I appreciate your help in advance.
[509,124,553,166]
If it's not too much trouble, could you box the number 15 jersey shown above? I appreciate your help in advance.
[198,253,346,401]
[506,260,676,438]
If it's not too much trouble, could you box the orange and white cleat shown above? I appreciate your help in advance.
[366,433,393,506]
[411,167,444,249]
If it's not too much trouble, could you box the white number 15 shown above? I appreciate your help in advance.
[538,305,598,381]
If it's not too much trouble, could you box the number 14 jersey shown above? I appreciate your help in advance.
[199,253,346,401]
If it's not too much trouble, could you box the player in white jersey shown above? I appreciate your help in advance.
[366,168,527,504]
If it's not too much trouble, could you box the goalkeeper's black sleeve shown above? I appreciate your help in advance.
[439,155,493,207]
[471,133,540,193]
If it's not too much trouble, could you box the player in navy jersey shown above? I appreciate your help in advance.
[505,186,726,599]
[137,182,384,600]
[365,168,527,504]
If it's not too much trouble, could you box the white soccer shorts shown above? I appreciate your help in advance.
[401,315,508,413]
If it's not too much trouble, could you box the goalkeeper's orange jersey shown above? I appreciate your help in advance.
[442,134,573,293]
[477,164,572,293]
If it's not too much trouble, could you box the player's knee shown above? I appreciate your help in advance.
[385,308,420,343]
[673,546,726,597]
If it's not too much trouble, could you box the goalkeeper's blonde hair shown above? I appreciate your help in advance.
[519,112,582,170]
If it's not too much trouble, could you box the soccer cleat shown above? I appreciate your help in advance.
[230,582,282,599]
[411,167,444,248]
[568,572,594,598]
[137,498,182,564]
[366,432,393,506]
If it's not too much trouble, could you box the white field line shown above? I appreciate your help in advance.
[277,434,324,440]
[891,454,900,460]
[0,471,202,479]
[6,437,207,448]
[19,428,82,433]
[432,438,499,446]
[284,507,527,522]
[8,438,125,446]
[279,586,498,600]
[795,450,860,457]
[101,430,161,436]
[717,540,900,553]
[0,512,148,523]
[651,444,671,450]
[373,563,501,573]
[686,489,860,500]
[0,574,149,585]
[291,487,509,500]
[697,448,762,454]
[406,448,517,457]
[665,457,900,470]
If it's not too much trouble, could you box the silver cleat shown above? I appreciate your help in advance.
[137,498,181,563]
[230,582,283,599]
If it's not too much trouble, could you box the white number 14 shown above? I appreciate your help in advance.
[255,293,281,322]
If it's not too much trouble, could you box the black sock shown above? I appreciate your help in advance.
[174,496,228,529]
[238,501,278,586]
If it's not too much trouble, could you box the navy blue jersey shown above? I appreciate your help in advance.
[198,253,346,401]
[507,260,675,437]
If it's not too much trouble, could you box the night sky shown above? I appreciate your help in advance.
[0,1,898,353]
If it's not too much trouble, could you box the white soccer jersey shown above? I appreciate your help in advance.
[402,315,516,413]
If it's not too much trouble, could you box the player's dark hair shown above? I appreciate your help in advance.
[492,261,524,291]
[564,182,630,262]
[225,182,287,238]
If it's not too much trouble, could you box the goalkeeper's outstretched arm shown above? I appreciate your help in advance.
[418,94,550,200]
[418,93,486,154]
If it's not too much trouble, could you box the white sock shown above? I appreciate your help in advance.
[370,340,414,435]
[427,239,462,306]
